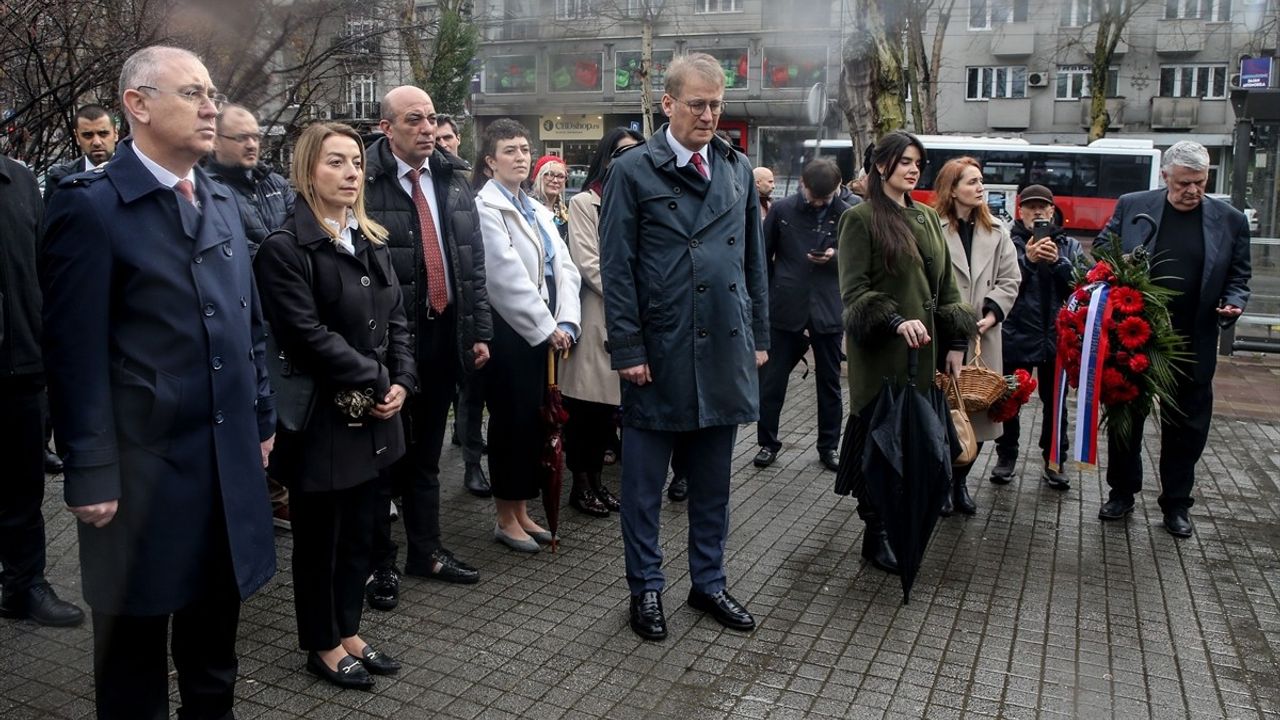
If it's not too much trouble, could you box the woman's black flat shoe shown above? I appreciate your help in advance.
[359,645,401,675]
[306,651,375,690]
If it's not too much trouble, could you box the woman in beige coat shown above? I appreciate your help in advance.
[560,128,645,516]
[933,157,1022,516]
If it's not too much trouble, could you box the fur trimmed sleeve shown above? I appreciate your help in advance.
[936,301,979,348]
[843,291,901,344]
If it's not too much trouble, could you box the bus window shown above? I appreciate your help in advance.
[1099,155,1154,198]
[1076,154,1099,197]
[982,151,1027,186]
[917,148,972,189]
[1029,152,1075,197]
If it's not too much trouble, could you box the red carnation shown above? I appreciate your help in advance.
[1073,307,1089,332]
[1073,287,1091,304]
[1115,351,1130,364]
[1110,286,1144,315]
[1086,261,1115,284]
[1101,367,1127,391]
[1128,353,1150,373]
[1116,316,1152,350]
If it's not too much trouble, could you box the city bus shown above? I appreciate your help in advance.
[804,136,1162,234]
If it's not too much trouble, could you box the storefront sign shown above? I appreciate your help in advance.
[540,115,604,141]
[1241,57,1272,89]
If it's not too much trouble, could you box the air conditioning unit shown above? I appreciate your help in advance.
[1027,70,1050,88]
[1229,72,1242,90]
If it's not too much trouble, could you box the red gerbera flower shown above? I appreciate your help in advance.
[1116,316,1152,350]
[1110,286,1144,315]
[1128,353,1150,373]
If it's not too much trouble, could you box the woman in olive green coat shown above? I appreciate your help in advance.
[837,131,977,575]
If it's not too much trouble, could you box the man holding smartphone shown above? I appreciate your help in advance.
[995,185,1083,487]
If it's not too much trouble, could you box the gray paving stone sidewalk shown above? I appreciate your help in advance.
[3,360,1279,719]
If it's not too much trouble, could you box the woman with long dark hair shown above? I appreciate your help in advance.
[255,122,416,689]
[472,119,582,552]
[931,156,1021,516]
[559,127,645,516]
[837,131,976,574]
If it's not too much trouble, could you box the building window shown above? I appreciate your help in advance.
[763,47,827,89]
[1164,0,1231,20]
[1055,65,1120,99]
[966,66,1027,100]
[485,54,538,93]
[616,50,673,92]
[1061,0,1097,26]
[690,47,750,89]
[556,0,593,19]
[549,53,603,92]
[1159,64,1228,99]
[696,0,741,13]
[969,0,1029,29]
[346,73,377,118]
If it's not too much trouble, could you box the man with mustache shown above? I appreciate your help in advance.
[43,104,118,205]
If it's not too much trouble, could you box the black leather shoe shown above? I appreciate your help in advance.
[1163,508,1194,538]
[571,488,610,517]
[818,449,840,472]
[753,447,778,468]
[629,591,667,641]
[306,652,374,690]
[358,645,401,675]
[953,481,976,515]
[1042,465,1070,490]
[407,549,480,584]
[667,475,688,502]
[687,589,756,632]
[43,448,64,475]
[940,490,954,517]
[590,473,621,512]
[0,583,84,627]
[990,455,1016,484]
[1098,497,1135,521]
[464,463,492,498]
[861,529,899,575]
[365,567,400,610]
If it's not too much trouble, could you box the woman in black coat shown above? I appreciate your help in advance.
[255,123,416,690]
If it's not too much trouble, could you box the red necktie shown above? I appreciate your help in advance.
[407,168,448,313]
[174,179,195,204]
[689,152,708,179]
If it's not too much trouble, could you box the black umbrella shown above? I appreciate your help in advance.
[854,349,955,604]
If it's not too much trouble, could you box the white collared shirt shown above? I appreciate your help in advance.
[132,141,197,196]
[323,210,361,256]
[82,157,108,172]
[393,154,453,302]
[665,127,711,181]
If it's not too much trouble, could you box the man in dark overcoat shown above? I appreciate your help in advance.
[600,53,769,641]
[41,46,276,720]
[1096,140,1251,538]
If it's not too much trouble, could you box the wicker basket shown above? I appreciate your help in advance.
[935,345,1007,413]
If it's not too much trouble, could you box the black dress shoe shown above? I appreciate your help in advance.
[1163,508,1194,538]
[667,475,688,502]
[1098,496,1135,521]
[0,583,84,627]
[590,472,621,512]
[939,490,954,517]
[990,455,1016,484]
[687,589,756,631]
[570,488,610,517]
[464,463,492,497]
[629,590,667,641]
[1042,465,1070,490]
[365,567,400,610]
[306,652,374,690]
[752,447,778,468]
[861,529,899,575]
[43,448,64,475]
[358,645,401,675]
[953,481,976,515]
[818,449,840,472]
[407,549,480,584]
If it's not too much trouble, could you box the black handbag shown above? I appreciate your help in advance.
[260,230,316,433]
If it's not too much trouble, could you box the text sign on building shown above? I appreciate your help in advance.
[1241,57,1272,89]
[540,115,604,141]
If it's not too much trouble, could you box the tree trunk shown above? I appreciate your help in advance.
[399,0,428,87]
[924,0,955,135]
[641,14,655,136]
[839,0,908,158]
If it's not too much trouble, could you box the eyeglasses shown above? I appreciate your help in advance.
[544,172,567,181]
[218,133,262,144]
[675,98,724,116]
[136,85,228,112]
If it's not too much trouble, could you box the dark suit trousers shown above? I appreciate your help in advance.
[995,361,1066,462]
[0,376,47,593]
[620,425,735,595]
[756,327,842,453]
[455,370,486,466]
[91,530,240,720]
[1105,379,1213,512]
[291,480,376,650]
[373,306,458,574]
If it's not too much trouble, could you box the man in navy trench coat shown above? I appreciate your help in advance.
[600,53,769,641]
[41,46,275,720]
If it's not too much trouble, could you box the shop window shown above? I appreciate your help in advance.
[550,53,603,92]
[690,48,750,90]
[615,50,673,92]
[485,54,538,94]
[763,47,827,89]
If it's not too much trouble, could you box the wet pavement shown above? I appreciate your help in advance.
[2,355,1278,719]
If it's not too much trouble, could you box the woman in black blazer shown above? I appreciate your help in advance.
[255,123,417,690]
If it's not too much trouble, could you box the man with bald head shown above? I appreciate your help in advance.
[41,46,276,719]
[205,104,294,258]
[754,166,775,219]
[363,85,491,610]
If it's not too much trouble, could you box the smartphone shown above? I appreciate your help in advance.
[1032,218,1052,241]
[808,248,825,256]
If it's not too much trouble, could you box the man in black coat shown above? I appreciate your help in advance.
[41,46,276,719]
[0,154,85,628]
[364,85,492,610]
[1096,141,1251,538]
[204,104,294,258]
[753,158,852,473]
[43,103,118,205]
